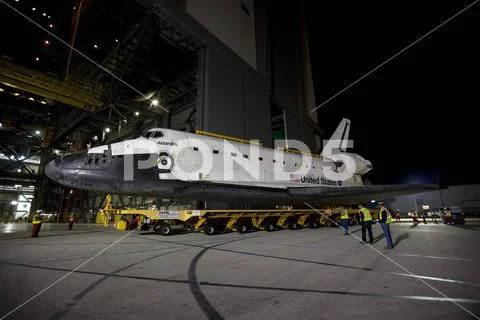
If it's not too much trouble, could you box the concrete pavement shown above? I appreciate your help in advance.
[0,221,479,319]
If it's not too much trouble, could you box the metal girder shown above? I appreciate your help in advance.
[0,59,103,111]
[0,131,43,150]
[0,144,35,175]
[150,7,204,52]
[0,151,40,173]
[52,109,91,144]
[0,171,37,183]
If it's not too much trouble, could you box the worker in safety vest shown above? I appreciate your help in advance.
[358,203,374,244]
[444,208,452,217]
[340,206,349,235]
[443,207,452,224]
[31,214,42,237]
[378,203,394,249]
[68,214,74,230]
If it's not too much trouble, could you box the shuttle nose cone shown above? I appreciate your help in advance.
[45,153,86,183]
[45,158,60,183]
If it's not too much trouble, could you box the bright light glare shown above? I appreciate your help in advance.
[134,111,140,116]
[105,128,111,133]
[11,201,18,205]
[151,99,159,106]
[17,169,21,173]
[35,130,41,135]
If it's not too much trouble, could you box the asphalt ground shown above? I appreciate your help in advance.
[0,220,479,320]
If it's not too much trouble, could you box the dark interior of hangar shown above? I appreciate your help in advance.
[0,0,324,221]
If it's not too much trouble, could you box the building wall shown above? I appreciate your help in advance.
[186,0,257,70]
[144,0,319,150]
[268,1,321,151]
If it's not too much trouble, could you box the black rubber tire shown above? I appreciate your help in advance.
[237,223,249,233]
[310,221,319,229]
[204,224,217,235]
[288,222,298,230]
[265,222,275,232]
[160,224,172,236]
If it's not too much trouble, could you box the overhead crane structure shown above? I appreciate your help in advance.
[0,59,103,112]
[100,195,375,235]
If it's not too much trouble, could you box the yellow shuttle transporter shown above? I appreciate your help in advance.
[100,195,376,235]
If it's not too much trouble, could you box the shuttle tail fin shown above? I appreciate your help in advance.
[322,118,351,154]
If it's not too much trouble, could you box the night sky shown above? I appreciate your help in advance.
[306,1,479,186]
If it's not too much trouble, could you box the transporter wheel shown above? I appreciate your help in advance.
[160,224,172,236]
[204,224,218,235]
[237,223,249,234]
[264,222,275,232]
[288,222,298,230]
[309,221,320,229]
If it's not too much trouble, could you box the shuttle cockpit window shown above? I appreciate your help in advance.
[140,131,164,139]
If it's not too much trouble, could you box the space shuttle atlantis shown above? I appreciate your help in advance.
[45,119,436,205]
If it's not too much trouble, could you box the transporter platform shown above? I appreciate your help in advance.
[98,195,377,235]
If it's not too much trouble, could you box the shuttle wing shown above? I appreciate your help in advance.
[289,184,439,204]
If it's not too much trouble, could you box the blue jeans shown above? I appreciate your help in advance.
[341,219,349,234]
[380,223,394,248]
